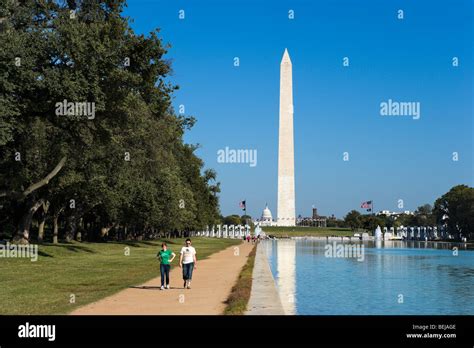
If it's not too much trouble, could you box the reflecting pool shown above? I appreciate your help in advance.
[264,239,474,315]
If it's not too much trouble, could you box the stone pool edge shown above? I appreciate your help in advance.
[245,242,286,315]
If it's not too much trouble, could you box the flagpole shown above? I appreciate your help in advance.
[244,199,247,226]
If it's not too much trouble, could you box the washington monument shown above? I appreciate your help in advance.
[277,49,296,227]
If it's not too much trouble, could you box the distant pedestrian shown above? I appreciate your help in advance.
[179,238,197,289]
[157,243,176,290]
[246,235,250,243]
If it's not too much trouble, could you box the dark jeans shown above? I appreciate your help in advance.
[182,262,194,281]
[160,264,170,286]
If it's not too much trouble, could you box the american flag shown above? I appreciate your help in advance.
[361,201,372,209]
[239,200,246,209]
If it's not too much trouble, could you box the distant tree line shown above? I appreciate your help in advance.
[0,1,220,244]
[342,185,474,240]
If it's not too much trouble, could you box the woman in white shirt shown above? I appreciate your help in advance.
[179,238,197,289]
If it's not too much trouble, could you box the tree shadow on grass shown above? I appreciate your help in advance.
[111,241,146,248]
[138,241,161,246]
[111,240,175,248]
[110,240,162,247]
[41,243,97,254]
[161,239,182,246]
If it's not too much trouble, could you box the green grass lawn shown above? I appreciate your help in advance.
[261,226,356,237]
[0,238,241,315]
[223,244,256,315]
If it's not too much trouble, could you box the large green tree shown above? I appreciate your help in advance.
[433,185,474,240]
[344,210,361,231]
[413,204,436,226]
[0,0,220,243]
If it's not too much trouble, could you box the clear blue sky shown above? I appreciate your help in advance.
[124,0,473,219]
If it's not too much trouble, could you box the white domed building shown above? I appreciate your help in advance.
[258,204,277,226]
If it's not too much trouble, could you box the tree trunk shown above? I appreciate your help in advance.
[100,223,115,241]
[100,227,108,239]
[37,201,50,243]
[13,199,44,244]
[76,217,83,242]
[52,208,64,244]
[53,214,59,244]
[65,215,77,242]
[38,219,46,243]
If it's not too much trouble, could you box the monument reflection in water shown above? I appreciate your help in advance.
[265,239,474,315]
[275,240,296,314]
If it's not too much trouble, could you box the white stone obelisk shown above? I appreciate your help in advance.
[277,49,296,227]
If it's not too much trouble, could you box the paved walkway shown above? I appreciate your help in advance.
[71,242,253,315]
[246,241,285,315]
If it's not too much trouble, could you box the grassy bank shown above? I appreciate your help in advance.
[262,226,355,237]
[0,238,240,314]
[223,244,257,315]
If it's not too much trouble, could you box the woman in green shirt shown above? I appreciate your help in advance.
[157,243,176,290]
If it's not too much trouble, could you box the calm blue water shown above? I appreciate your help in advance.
[265,239,474,315]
